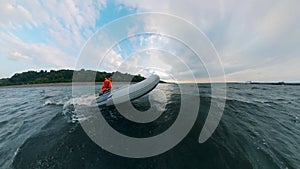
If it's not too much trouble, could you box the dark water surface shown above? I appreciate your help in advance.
[0,83,299,169]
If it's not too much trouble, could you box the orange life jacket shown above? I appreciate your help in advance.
[99,78,112,92]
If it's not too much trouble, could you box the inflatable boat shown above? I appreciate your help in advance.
[92,74,160,106]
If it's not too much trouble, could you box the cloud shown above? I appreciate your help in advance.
[8,51,31,61]
[1,0,299,81]
[0,31,76,68]
[0,1,34,29]
[106,34,208,82]
[102,49,123,71]
[13,0,106,54]
[116,0,300,81]
[0,0,107,77]
[226,55,300,82]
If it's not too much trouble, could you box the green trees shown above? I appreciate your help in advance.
[0,69,146,86]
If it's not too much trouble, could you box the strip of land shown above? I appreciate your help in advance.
[0,82,92,88]
[249,82,300,86]
[0,69,146,87]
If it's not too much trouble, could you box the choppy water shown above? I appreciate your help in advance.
[0,83,299,169]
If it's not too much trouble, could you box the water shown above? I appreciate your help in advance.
[0,83,299,169]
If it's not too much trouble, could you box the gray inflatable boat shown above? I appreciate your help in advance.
[92,74,160,106]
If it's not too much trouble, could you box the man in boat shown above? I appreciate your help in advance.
[98,76,112,96]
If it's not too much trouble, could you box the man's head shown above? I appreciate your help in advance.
[109,76,112,81]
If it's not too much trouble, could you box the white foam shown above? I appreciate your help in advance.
[44,100,65,106]
[63,94,96,109]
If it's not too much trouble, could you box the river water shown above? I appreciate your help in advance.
[0,83,299,169]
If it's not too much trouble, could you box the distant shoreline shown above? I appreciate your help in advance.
[0,69,147,87]
[0,82,136,89]
[0,82,94,88]
[248,82,300,86]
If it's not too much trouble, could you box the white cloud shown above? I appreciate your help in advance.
[115,47,201,82]
[0,0,107,77]
[116,0,223,30]
[0,31,76,68]
[226,55,300,82]
[9,51,31,61]
[102,49,123,71]
[116,0,300,81]
[1,0,299,82]
[0,1,34,29]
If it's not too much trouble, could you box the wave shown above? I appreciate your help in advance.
[43,100,66,106]
[8,84,300,169]
[0,120,9,128]
[63,94,96,108]
[11,111,80,168]
[43,94,96,107]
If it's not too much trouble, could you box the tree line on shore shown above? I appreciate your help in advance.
[0,69,146,86]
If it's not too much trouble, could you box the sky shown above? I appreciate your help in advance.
[0,0,299,82]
